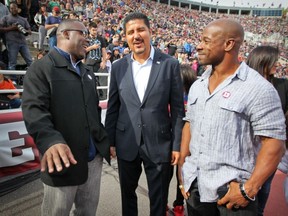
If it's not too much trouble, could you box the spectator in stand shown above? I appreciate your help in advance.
[65,2,73,13]
[85,2,94,22]
[110,46,121,63]
[34,4,50,51]
[85,21,107,73]
[28,0,40,30]
[47,0,60,12]
[118,40,126,54]
[73,1,83,15]
[0,0,9,61]
[0,1,9,20]
[0,61,21,109]
[0,2,33,71]
[69,12,79,20]
[45,6,61,49]
[184,38,194,58]
[107,37,119,52]
[166,38,177,57]
[85,21,107,100]
[16,0,28,19]
[105,49,112,73]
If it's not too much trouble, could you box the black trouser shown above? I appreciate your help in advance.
[186,179,258,216]
[117,145,171,216]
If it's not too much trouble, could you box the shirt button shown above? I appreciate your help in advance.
[201,134,204,137]
[197,167,200,170]
[138,124,141,128]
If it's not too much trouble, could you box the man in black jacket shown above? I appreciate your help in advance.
[22,19,110,216]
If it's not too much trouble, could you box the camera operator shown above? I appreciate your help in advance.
[0,2,33,72]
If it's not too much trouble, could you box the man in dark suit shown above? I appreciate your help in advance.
[105,12,185,216]
[22,19,110,215]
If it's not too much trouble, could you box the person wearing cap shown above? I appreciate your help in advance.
[105,49,112,73]
[47,0,60,12]
[111,46,121,63]
[45,6,61,49]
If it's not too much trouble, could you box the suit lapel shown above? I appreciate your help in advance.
[142,50,162,104]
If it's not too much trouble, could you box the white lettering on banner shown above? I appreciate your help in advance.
[0,121,34,168]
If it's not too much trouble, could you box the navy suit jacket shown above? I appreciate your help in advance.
[105,49,185,163]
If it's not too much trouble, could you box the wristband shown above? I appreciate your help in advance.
[239,183,255,201]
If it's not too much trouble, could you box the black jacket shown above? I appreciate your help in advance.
[22,49,110,186]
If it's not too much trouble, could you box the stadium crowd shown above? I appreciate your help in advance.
[0,0,288,94]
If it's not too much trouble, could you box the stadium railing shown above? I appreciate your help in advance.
[0,70,110,112]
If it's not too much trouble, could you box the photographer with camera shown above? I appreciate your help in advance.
[0,2,32,72]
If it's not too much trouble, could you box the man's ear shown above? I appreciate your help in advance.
[224,38,235,52]
[62,30,70,40]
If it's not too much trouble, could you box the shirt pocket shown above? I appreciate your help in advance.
[218,98,245,114]
[185,95,198,122]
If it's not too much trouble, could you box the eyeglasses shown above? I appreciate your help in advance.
[61,29,88,38]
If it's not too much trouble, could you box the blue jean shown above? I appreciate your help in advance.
[6,41,33,70]
[48,35,57,49]
[257,171,276,216]
[9,98,21,109]
[41,154,103,216]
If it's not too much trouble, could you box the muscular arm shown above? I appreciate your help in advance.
[245,137,285,197]
[218,137,285,209]
[178,121,191,199]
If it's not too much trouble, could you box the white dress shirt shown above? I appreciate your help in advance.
[131,46,155,102]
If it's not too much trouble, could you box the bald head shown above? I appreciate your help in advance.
[206,19,244,51]
[196,19,244,67]
[57,19,82,36]
[56,19,89,62]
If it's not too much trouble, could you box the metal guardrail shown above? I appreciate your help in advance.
[0,69,110,102]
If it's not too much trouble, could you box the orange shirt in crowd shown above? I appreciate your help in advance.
[0,78,17,90]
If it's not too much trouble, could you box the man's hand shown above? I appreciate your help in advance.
[177,165,190,199]
[171,151,180,165]
[110,146,116,158]
[41,143,77,173]
[217,182,249,209]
